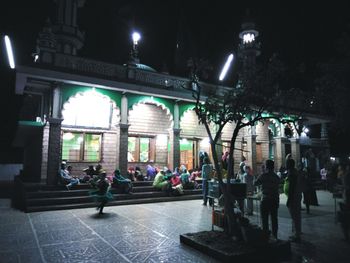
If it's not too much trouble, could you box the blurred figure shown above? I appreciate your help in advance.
[243,165,255,215]
[90,172,113,215]
[286,158,302,242]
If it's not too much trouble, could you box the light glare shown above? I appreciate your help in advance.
[132,32,141,45]
[243,33,255,44]
[4,35,15,69]
[219,54,234,81]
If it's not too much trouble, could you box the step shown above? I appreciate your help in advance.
[26,191,169,206]
[25,194,203,213]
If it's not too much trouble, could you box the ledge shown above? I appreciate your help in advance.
[180,230,291,262]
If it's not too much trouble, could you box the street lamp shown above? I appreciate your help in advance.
[3,35,15,69]
[130,31,141,64]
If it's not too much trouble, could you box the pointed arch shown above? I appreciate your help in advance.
[61,89,120,128]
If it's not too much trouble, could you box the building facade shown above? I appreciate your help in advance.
[13,0,330,184]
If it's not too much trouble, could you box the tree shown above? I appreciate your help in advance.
[187,54,312,238]
[314,27,350,156]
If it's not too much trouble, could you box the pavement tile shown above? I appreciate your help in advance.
[41,239,130,263]
[0,247,43,263]
[0,191,349,262]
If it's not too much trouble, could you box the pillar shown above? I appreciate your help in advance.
[246,134,257,175]
[117,94,129,176]
[168,103,181,171]
[117,124,129,176]
[46,117,63,185]
[290,138,301,167]
[274,137,285,171]
[169,128,181,171]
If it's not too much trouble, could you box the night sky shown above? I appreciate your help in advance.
[1,0,350,158]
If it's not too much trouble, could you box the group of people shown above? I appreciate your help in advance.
[152,165,201,196]
[209,153,324,243]
[248,158,303,242]
[59,162,133,214]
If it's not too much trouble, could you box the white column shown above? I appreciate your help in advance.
[121,94,128,124]
[52,84,61,118]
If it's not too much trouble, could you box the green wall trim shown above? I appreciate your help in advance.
[18,121,44,127]
[61,85,122,108]
[179,102,195,120]
[127,94,174,115]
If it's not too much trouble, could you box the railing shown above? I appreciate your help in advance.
[52,53,225,96]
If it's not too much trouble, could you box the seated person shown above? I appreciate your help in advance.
[95,164,105,176]
[127,167,136,181]
[134,166,144,181]
[153,170,170,191]
[59,162,79,190]
[163,167,173,181]
[180,168,194,189]
[170,172,184,195]
[146,164,157,181]
[189,169,201,189]
[81,165,95,183]
[112,169,132,193]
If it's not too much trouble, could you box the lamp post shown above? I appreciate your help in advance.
[130,31,141,64]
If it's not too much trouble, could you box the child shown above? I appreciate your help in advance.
[89,172,113,214]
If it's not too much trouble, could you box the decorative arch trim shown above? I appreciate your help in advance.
[61,85,122,108]
[127,95,174,115]
[179,103,196,120]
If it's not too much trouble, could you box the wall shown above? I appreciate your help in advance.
[128,103,173,170]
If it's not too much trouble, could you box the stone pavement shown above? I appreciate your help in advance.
[0,190,349,263]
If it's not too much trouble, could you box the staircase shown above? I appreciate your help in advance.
[14,179,203,213]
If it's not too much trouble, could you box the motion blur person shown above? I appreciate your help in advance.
[286,158,302,242]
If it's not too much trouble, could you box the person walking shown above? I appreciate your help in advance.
[201,157,213,206]
[254,159,281,240]
[243,165,255,215]
[286,158,303,242]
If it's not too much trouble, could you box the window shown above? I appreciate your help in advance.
[128,136,155,162]
[62,132,101,162]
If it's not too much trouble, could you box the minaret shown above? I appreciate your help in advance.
[35,18,57,64]
[52,0,85,55]
[238,10,261,74]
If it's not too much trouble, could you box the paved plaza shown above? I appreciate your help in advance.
[0,190,349,262]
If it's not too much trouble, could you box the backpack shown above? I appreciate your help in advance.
[283,177,289,196]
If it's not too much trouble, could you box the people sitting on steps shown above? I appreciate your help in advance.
[81,165,95,183]
[59,162,80,190]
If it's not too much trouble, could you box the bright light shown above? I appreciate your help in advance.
[180,138,189,145]
[34,54,39,62]
[219,53,234,81]
[200,138,210,147]
[132,32,141,45]
[157,134,168,145]
[63,132,74,140]
[330,157,335,161]
[243,33,255,44]
[303,127,309,134]
[4,35,15,69]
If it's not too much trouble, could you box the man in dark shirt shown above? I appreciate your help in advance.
[254,159,281,240]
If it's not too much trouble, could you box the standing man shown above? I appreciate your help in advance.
[254,159,281,240]
[201,157,212,206]
[286,158,303,242]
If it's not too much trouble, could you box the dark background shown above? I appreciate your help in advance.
[1,0,350,160]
